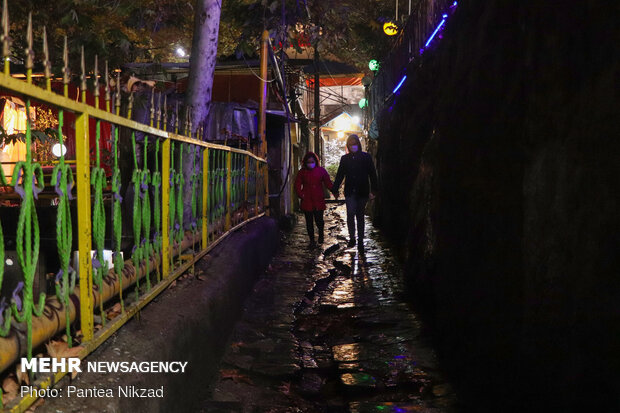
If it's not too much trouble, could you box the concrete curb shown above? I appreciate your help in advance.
[41,217,279,413]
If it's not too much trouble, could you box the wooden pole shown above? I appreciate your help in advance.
[259,30,269,158]
[313,45,320,156]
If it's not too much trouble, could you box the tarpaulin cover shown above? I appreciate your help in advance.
[205,102,256,141]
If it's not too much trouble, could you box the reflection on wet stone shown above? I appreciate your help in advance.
[200,206,456,412]
[333,343,364,362]
[340,372,377,388]
[349,401,442,413]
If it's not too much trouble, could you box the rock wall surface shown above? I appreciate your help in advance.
[375,2,618,411]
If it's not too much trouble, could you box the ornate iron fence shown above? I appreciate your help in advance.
[0,4,268,412]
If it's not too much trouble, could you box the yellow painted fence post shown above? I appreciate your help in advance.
[75,112,93,341]
[225,150,232,230]
[161,138,170,277]
[264,162,269,216]
[244,155,249,221]
[202,147,209,249]
[255,159,259,215]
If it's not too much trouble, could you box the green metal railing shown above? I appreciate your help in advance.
[0,4,268,412]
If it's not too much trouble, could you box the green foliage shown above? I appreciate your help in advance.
[0,125,57,146]
[221,0,397,70]
[8,0,405,71]
[8,0,195,69]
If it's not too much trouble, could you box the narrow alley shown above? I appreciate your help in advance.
[0,2,616,412]
[200,205,457,413]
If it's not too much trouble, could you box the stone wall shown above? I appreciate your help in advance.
[375,2,618,411]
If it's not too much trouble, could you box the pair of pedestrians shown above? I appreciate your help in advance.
[294,134,378,252]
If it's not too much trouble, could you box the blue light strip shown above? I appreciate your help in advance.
[392,75,407,94]
[392,2,457,97]
[425,17,446,47]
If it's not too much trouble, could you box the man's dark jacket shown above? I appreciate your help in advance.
[332,151,378,198]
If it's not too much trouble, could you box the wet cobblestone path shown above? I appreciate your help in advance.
[200,206,458,413]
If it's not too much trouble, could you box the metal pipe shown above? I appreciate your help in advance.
[0,231,201,373]
[396,0,399,21]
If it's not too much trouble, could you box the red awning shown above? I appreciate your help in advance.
[306,76,363,87]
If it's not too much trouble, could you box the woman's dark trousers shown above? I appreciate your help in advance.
[304,210,324,242]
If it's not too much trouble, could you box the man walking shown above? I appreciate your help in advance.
[332,134,378,253]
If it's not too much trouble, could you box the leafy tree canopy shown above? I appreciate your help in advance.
[221,0,399,70]
[8,0,194,71]
[6,0,405,73]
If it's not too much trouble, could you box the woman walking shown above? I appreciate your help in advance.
[294,152,334,245]
[332,134,378,253]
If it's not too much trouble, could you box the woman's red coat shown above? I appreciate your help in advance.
[294,166,333,212]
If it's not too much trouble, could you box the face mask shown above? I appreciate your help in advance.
[350,145,359,153]
[306,162,316,169]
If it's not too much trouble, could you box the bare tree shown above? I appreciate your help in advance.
[186,0,222,135]
[182,0,221,225]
